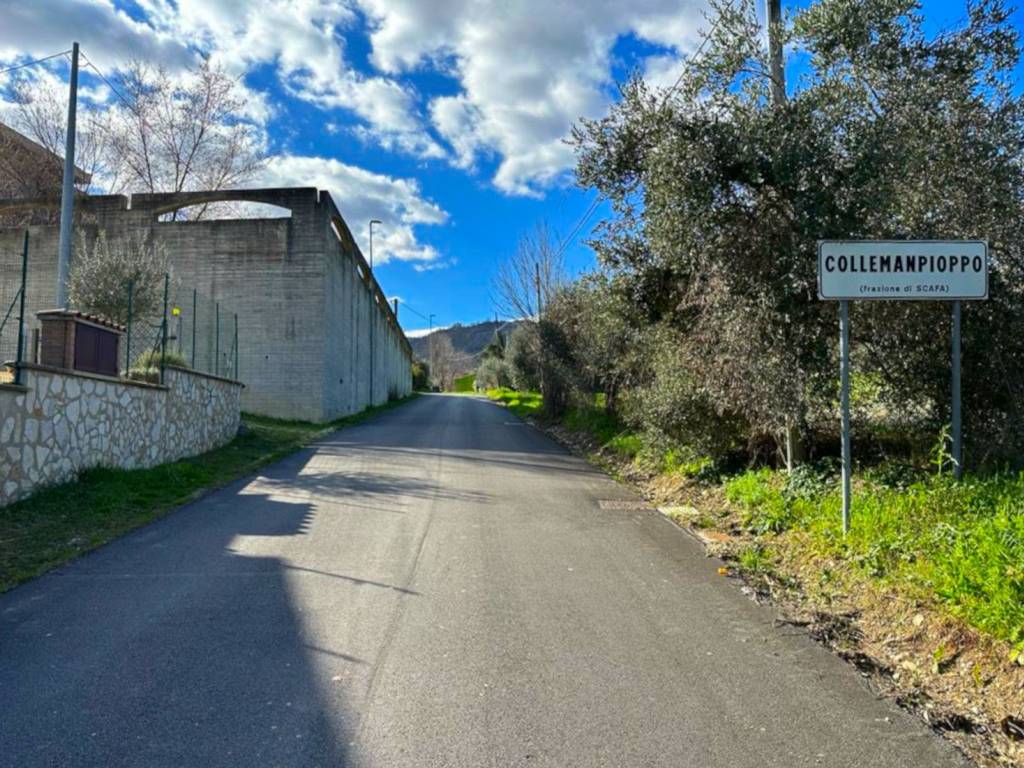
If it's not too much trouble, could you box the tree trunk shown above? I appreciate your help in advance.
[785,422,806,472]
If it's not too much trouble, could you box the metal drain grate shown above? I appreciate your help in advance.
[598,500,655,511]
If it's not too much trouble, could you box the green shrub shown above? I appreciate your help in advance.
[619,326,747,460]
[660,446,714,478]
[411,360,430,390]
[725,470,799,534]
[606,433,643,458]
[475,356,512,390]
[127,349,190,382]
[737,544,774,575]
[506,325,541,392]
[487,387,543,419]
[453,373,476,393]
[134,349,189,369]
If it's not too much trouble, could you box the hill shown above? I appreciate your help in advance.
[409,320,521,369]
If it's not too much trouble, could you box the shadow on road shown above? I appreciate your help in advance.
[0,483,362,767]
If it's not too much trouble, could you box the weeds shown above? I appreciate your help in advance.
[725,468,1024,647]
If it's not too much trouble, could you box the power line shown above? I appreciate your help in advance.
[548,1,738,263]
[552,195,601,261]
[0,50,73,76]
[78,52,137,115]
[660,0,736,106]
[397,300,430,322]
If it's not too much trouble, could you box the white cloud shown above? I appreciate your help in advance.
[166,0,443,159]
[1,0,713,197]
[356,0,710,195]
[0,0,441,160]
[405,325,449,338]
[0,0,191,72]
[259,154,448,266]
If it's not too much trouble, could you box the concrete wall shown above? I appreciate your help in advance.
[0,364,242,507]
[0,187,412,422]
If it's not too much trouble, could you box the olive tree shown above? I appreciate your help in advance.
[571,0,1024,465]
[68,230,169,325]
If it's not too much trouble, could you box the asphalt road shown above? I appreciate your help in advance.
[0,394,969,767]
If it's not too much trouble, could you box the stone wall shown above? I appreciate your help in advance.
[0,364,242,507]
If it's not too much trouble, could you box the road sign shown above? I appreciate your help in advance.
[818,240,988,300]
[817,240,990,534]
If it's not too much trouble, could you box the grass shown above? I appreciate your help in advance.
[453,373,476,393]
[486,387,543,419]
[0,395,417,592]
[725,468,1024,651]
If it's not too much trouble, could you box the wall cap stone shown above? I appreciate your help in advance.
[164,364,245,388]
[16,362,169,391]
[0,382,29,393]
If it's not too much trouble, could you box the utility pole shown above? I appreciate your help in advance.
[56,41,80,309]
[765,0,802,469]
[767,0,785,106]
[393,297,398,320]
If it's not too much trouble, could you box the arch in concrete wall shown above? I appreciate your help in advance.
[129,188,318,219]
[158,202,292,221]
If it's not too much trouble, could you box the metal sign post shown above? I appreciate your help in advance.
[839,300,852,534]
[819,240,988,533]
[951,301,962,478]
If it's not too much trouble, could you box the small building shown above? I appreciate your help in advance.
[0,121,91,226]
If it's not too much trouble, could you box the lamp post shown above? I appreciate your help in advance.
[428,313,436,389]
[369,219,382,272]
[367,219,382,405]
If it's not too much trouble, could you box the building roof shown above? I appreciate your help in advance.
[0,121,92,185]
[36,309,126,333]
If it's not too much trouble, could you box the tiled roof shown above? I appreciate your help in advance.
[37,309,127,332]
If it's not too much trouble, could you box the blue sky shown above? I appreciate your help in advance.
[1,0,1021,335]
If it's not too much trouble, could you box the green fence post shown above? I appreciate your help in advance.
[233,313,238,380]
[14,231,28,385]
[215,302,220,377]
[191,288,197,368]
[159,274,169,384]
[125,278,133,375]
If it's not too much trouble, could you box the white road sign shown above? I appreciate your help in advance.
[818,240,988,300]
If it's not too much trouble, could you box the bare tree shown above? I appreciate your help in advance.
[430,335,460,391]
[5,58,264,219]
[101,59,265,217]
[492,221,567,320]
[8,77,109,191]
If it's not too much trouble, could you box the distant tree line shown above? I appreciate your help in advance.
[496,0,1024,470]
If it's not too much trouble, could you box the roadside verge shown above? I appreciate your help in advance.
[0,395,418,593]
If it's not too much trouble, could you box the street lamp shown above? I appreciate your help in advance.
[369,219,382,272]
[428,313,437,388]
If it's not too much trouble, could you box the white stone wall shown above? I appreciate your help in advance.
[0,364,242,507]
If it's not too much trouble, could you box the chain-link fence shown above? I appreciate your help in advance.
[164,283,239,380]
[0,234,28,385]
[117,276,239,383]
[0,234,240,386]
